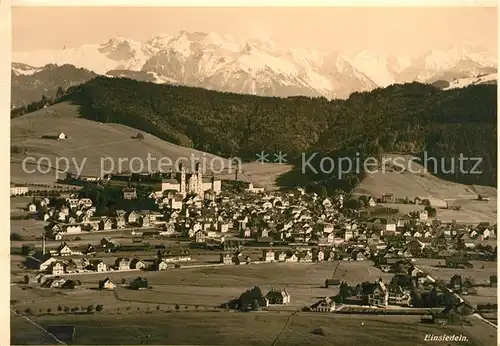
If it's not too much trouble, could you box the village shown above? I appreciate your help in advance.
[10,164,498,341]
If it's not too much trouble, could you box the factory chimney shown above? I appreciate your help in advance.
[42,233,46,255]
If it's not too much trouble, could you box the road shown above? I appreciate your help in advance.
[11,309,67,345]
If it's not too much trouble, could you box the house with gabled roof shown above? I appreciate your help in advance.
[39,257,58,272]
[364,280,389,306]
[388,284,411,306]
[50,261,65,275]
[298,250,313,263]
[131,258,147,270]
[154,258,169,271]
[127,211,138,224]
[310,297,336,312]
[99,218,113,231]
[262,249,275,262]
[115,258,131,271]
[56,242,73,256]
[99,278,116,290]
[194,230,206,243]
[276,251,287,262]
[285,252,298,263]
[89,260,107,272]
[313,249,325,262]
[265,288,290,305]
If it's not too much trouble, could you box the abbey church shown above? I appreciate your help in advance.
[160,163,222,198]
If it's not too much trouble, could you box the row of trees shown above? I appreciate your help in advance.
[17,304,104,316]
[13,303,217,316]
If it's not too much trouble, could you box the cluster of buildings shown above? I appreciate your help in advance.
[10,183,29,196]
[27,240,192,277]
[209,189,495,268]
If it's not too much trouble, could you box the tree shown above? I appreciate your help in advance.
[57,305,62,312]
[425,206,437,217]
[136,132,144,140]
[175,304,180,311]
[56,86,65,99]
[429,287,439,307]
[10,233,23,241]
[410,289,424,308]
[459,304,473,316]
[96,305,103,312]
[339,282,350,297]
[63,306,70,313]
[156,305,160,311]
[87,305,94,313]
[251,299,261,311]
[47,308,52,313]
[40,95,49,107]
[24,308,34,315]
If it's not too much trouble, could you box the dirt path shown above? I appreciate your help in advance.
[11,309,67,345]
[271,311,297,346]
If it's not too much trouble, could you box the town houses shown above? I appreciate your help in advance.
[13,172,496,320]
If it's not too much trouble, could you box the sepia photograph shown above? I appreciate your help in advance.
[8,3,499,345]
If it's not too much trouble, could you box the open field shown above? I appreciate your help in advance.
[11,261,391,312]
[11,311,489,345]
[11,102,234,178]
[352,154,497,224]
[414,258,497,308]
[11,102,296,189]
[414,259,497,284]
[225,162,294,190]
[11,219,47,240]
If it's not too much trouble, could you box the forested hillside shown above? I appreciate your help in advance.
[11,64,96,109]
[41,77,497,191]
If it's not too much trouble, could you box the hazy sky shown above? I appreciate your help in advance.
[12,7,497,55]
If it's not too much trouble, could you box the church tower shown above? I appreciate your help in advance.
[196,162,203,197]
[179,163,186,197]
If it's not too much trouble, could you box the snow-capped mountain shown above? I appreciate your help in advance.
[345,42,497,87]
[12,62,43,76]
[138,31,376,98]
[444,72,497,90]
[12,31,497,99]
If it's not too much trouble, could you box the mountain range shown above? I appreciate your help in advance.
[12,31,497,105]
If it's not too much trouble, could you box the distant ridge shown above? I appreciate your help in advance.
[11,31,497,101]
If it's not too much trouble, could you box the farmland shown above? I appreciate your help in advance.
[414,258,497,309]
[352,154,497,224]
[11,310,487,345]
[8,260,402,334]
[11,261,393,312]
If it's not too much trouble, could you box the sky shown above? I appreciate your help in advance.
[12,6,497,55]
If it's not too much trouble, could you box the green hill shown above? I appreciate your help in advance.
[12,77,497,194]
[11,102,237,182]
[11,64,97,109]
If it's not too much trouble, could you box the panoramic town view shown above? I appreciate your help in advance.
[9,5,498,346]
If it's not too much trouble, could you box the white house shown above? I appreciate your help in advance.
[28,203,37,213]
[263,249,275,262]
[57,243,73,256]
[311,297,336,312]
[66,225,82,234]
[10,184,28,196]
